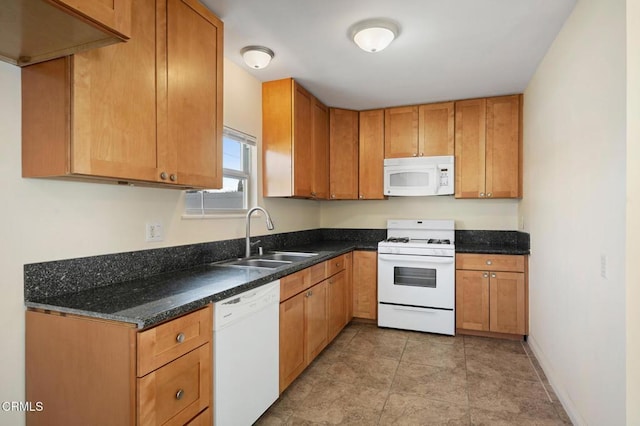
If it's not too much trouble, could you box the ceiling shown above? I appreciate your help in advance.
[201,0,576,110]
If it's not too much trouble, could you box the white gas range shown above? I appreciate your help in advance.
[377,219,456,335]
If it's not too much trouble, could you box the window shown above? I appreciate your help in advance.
[185,127,256,214]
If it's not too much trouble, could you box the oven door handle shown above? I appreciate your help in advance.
[389,305,438,313]
[378,253,455,264]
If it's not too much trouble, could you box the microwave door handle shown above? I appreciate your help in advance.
[378,254,455,263]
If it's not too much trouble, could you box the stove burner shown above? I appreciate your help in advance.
[386,237,410,243]
[427,239,451,244]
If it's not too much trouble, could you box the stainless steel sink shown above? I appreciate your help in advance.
[261,252,318,262]
[218,251,318,269]
[223,258,292,269]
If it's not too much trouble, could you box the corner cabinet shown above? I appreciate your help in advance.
[279,254,350,393]
[21,0,223,189]
[454,95,523,199]
[455,253,528,338]
[262,78,329,199]
[26,305,213,425]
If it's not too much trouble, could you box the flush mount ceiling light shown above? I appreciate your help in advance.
[240,45,274,69]
[350,19,399,53]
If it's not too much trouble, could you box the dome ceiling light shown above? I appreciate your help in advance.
[350,19,399,53]
[240,45,274,69]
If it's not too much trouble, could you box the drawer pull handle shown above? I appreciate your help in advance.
[491,273,496,278]
[176,333,185,343]
[176,389,184,400]
[486,260,492,265]
[483,273,489,278]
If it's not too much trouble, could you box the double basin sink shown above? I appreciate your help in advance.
[220,251,319,269]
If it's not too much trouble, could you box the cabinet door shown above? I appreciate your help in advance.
[384,106,419,158]
[329,108,359,199]
[292,82,313,197]
[454,98,486,198]
[489,272,526,335]
[455,270,490,331]
[70,0,159,182]
[327,270,347,342]
[344,252,354,322]
[486,95,522,198]
[358,110,385,199]
[279,293,306,393]
[419,102,454,156]
[305,280,328,363]
[53,0,132,38]
[311,98,329,199]
[167,0,223,188]
[352,251,377,320]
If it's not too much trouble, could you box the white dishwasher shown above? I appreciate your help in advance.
[214,280,280,426]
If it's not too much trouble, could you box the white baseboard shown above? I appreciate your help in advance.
[527,335,586,426]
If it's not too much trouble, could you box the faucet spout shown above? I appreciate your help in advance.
[245,207,275,258]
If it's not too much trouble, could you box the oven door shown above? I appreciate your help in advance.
[377,253,455,309]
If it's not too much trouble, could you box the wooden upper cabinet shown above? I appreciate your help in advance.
[419,102,454,156]
[455,95,522,199]
[21,0,223,189]
[455,98,486,198]
[486,95,522,198]
[358,109,386,200]
[329,108,359,200]
[384,106,419,158]
[1,0,131,67]
[168,0,223,189]
[53,0,131,38]
[263,78,329,199]
[311,98,329,199]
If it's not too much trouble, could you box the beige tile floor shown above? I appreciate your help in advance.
[257,321,572,425]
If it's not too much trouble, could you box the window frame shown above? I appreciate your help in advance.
[183,126,256,217]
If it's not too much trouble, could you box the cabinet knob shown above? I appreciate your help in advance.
[160,172,168,180]
[486,260,492,265]
[479,192,485,198]
[487,192,493,198]
[175,389,184,400]
[176,332,185,343]
[491,273,496,278]
[412,153,417,157]
[419,153,424,156]
[331,194,336,199]
[170,174,177,182]
[483,273,489,278]
[311,192,316,197]
[359,195,364,199]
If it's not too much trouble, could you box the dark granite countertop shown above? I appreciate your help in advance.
[25,240,378,329]
[455,230,530,255]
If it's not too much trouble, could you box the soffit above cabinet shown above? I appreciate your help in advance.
[0,0,130,67]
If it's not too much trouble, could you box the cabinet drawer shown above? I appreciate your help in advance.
[185,407,211,425]
[327,254,346,277]
[280,268,311,301]
[456,254,525,272]
[310,261,327,284]
[138,343,211,426]
[138,305,212,377]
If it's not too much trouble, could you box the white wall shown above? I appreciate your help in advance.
[0,58,319,425]
[626,0,640,423]
[520,0,627,424]
[321,198,519,229]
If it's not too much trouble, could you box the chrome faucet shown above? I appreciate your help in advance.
[245,206,275,258]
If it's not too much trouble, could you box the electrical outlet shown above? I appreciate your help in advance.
[600,254,607,279]
[146,223,163,242]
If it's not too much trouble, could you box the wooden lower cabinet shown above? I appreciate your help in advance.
[327,270,348,341]
[456,254,528,338]
[279,254,350,393]
[26,305,213,425]
[352,250,378,320]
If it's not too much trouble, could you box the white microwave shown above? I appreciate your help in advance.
[383,156,455,196]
